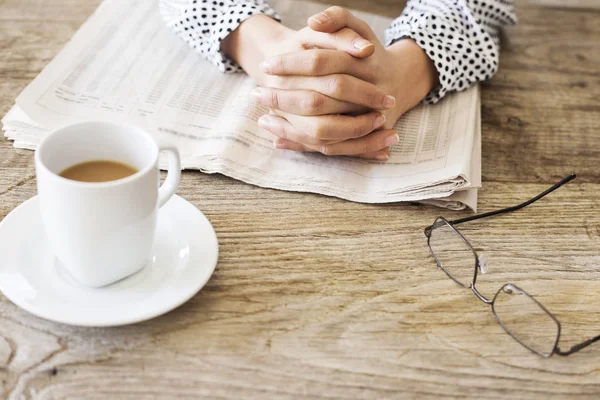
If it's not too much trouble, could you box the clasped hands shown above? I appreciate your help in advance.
[221,6,439,160]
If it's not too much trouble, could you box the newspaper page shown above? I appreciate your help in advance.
[3,0,481,209]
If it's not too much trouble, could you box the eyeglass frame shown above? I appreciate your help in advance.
[424,174,600,357]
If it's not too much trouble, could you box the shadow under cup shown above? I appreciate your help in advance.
[35,121,162,288]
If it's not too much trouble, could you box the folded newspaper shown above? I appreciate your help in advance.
[2,0,482,210]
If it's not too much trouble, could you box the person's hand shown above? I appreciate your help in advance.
[222,15,373,84]
[221,14,399,160]
[257,7,439,158]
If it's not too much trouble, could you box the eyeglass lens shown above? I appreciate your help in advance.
[492,284,560,356]
[428,218,477,287]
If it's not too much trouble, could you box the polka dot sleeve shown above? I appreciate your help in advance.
[159,0,280,73]
[385,0,516,104]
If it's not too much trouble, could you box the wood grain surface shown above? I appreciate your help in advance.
[1,0,600,399]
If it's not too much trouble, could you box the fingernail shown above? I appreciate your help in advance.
[250,87,262,103]
[354,39,373,50]
[309,13,330,24]
[274,140,287,149]
[258,115,275,128]
[373,113,386,129]
[375,153,389,161]
[385,133,400,147]
[383,95,396,109]
[259,61,271,74]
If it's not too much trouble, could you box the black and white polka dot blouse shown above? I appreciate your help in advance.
[159,0,516,103]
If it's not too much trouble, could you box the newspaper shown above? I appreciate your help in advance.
[2,0,481,210]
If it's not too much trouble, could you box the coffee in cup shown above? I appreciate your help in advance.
[59,160,139,183]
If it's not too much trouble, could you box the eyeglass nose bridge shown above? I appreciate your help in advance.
[470,256,493,304]
[470,284,493,304]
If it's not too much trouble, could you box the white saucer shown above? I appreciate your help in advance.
[0,195,218,327]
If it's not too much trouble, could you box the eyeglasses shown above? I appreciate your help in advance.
[424,174,600,357]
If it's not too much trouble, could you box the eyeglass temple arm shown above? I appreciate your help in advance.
[448,174,577,227]
[556,334,600,356]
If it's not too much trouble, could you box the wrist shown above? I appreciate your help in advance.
[386,39,439,112]
[221,15,293,82]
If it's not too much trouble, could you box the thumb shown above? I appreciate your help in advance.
[308,6,377,41]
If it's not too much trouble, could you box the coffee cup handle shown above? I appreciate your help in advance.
[158,147,181,208]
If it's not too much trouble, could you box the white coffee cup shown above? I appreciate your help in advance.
[35,121,181,287]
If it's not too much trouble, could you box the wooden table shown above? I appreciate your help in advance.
[1,0,599,398]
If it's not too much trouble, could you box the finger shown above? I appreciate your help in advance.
[267,74,395,110]
[262,49,374,82]
[272,109,386,141]
[273,138,311,152]
[308,6,377,41]
[251,87,367,116]
[296,27,374,58]
[358,147,391,161]
[315,129,399,156]
[258,114,340,146]
[275,137,395,160]
[274,139,391,160]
